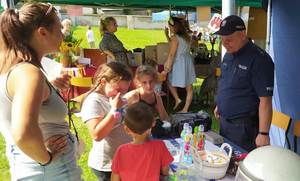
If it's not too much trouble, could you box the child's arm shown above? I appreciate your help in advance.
[111,173,120,181]
[123,90,139,105]
[85,93,123,141]
[155,93,169,121]
[161,165,170,176]
[86,111,118,141]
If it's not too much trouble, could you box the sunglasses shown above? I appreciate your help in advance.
[168,17,174,26]
[44,3,54,17]
[38,3,56,27]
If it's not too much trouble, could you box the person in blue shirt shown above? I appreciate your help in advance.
[214,15,274,152]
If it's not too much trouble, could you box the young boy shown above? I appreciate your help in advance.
[111,102,173,181]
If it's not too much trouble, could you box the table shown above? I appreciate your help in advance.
[163,138,246,181]
[60,66,97,101]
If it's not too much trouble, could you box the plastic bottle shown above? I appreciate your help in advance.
[180,123,189,139]
[176,124,194,180]
[197,124,206,151]
[181,125,193,165]
[193,126,199,148]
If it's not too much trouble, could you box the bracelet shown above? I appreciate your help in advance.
[39,150,52,166]
[109,108,121,120]
[259,131,269,136]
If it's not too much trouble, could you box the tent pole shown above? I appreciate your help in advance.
[221,0,236,59]
[266,0,272,52]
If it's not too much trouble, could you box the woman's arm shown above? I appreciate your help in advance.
[164,36,178,73]
[164,27,171,42]
[8,64,52,164]
[103,50,116,61]
[155,93,169,121]
[100,34,116,61]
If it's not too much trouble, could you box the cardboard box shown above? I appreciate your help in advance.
[156,42,169,65]
[133,52,143,66]
[145,45,157,62]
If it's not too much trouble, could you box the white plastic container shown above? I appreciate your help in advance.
[191,143,232,179]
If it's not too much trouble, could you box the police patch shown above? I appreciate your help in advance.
[238,64,248,70]
[266,87,273,91]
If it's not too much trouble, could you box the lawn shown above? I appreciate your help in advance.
[0,27,219,181]
[73,26,217,51]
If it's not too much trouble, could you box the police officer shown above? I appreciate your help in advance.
[214,15,274,152]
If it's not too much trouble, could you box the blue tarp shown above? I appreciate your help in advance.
[269,0,300,154]
[152,10,196,22]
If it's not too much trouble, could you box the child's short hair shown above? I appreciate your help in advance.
[124,102,155,135]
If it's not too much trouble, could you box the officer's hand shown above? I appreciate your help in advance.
[214,106,220,120]
[255,134,270,147]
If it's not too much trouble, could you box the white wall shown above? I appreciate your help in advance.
[61,14,166,29]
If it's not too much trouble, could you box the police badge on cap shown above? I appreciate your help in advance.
[214,15,246,35]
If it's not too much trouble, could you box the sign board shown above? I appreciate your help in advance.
[208,13,222,33]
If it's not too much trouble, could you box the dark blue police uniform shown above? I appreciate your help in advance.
[217,40,274,151]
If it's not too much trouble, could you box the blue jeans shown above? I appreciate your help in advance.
[7,134,82,181]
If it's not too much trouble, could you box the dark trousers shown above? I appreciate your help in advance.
[220,116,259,152]
[91,168,111,181]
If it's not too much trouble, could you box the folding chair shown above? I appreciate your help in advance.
[68,77,93,114]
[70,77,93,88]
[293,121,300,152]
[271,110,292,149]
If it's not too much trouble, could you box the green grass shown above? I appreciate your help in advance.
[73,26,168,50]
[0,27,219,181]
[72,26,218,52]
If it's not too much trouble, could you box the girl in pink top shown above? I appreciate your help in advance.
[111,102,174,181]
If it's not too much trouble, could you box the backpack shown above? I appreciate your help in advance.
[170,112,212,137]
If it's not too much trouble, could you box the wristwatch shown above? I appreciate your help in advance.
[259,131,269,136]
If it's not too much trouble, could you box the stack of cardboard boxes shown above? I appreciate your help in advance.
[145,42,170,65]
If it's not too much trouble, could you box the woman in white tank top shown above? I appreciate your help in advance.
[0,3,81,180]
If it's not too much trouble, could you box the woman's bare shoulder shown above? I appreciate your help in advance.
[10,63,44,82]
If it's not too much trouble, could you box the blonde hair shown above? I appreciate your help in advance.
[135,65,158,83]
[99,17,116,36]
[0,3,57,73]
[62,19,72,27]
